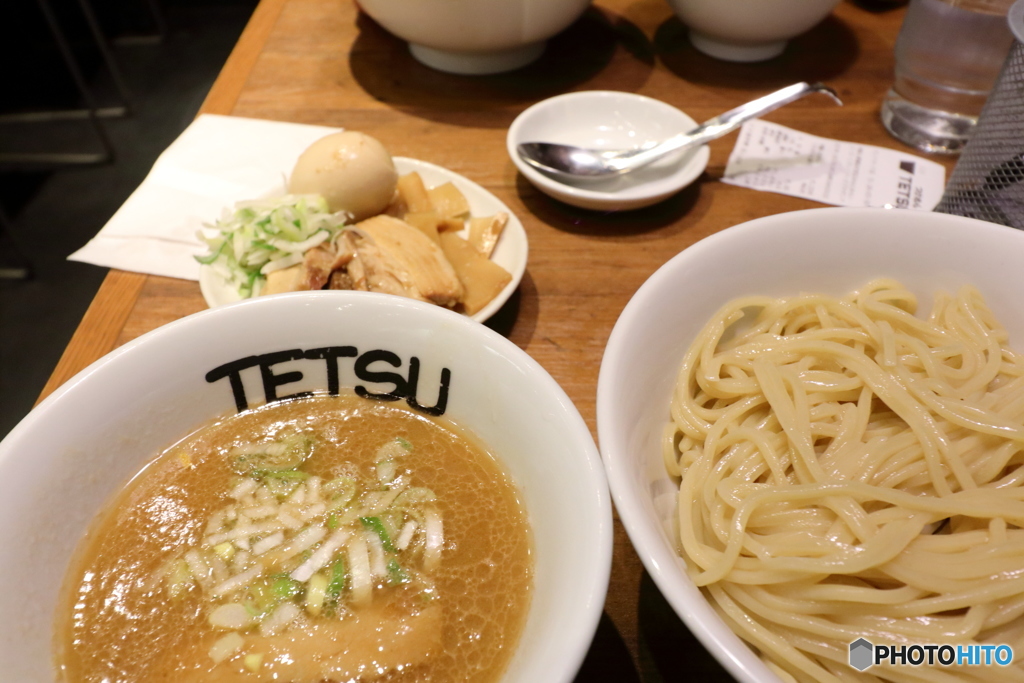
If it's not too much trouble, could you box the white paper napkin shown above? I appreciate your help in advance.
[69,114,342,280]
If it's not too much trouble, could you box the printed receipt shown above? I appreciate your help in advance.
[722,121,946,210]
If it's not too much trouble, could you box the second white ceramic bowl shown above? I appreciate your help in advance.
[0,291,612,682]
[597,207,1024,682]
[666,0,842,62]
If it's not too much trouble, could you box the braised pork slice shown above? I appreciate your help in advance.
[340,215,463,307]
[303,245,336,291]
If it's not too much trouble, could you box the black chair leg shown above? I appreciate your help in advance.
[0,0,119,168]
[0,204,31,281]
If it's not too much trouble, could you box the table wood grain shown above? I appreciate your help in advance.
[40,1,959,679]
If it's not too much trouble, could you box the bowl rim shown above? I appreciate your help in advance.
[595,207,1024,683]
[3,290,613,683]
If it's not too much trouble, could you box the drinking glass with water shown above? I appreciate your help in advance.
[881,0,1015,154]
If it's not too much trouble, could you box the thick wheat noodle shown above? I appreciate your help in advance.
[665,279,1024,682]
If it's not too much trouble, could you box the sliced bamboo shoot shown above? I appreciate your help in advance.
[402,211,442,244]
[439,233,512,315]
[427,181,470,219]
[468,213,508,257]
[395,172,433,213]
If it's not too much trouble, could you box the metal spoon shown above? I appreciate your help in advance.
[517,82,842,182]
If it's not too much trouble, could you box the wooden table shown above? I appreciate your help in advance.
[42,1,959,679]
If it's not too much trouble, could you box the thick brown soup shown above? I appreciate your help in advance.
[55,393,533,682]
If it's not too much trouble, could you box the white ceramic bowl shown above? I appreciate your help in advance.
[507,91,709,212]
[665,0,842,62]
[358,0,593,74]
[0,291,612,682]
[596,207,1024,682]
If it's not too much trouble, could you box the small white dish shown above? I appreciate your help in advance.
[200,157,529,323]
[507,91,709,212]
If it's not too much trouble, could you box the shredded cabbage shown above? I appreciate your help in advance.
[195,195,349,298]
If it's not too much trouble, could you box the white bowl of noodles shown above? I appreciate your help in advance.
[597,207,1024,683]
[0,291,612,682]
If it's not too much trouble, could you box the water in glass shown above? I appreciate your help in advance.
[881,0,1015,154]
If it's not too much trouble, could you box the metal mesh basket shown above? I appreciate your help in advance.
[935,1,1024,227]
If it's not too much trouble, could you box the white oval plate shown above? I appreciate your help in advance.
[199,157,528,323]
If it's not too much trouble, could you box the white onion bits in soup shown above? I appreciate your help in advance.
[55,393,533,682]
